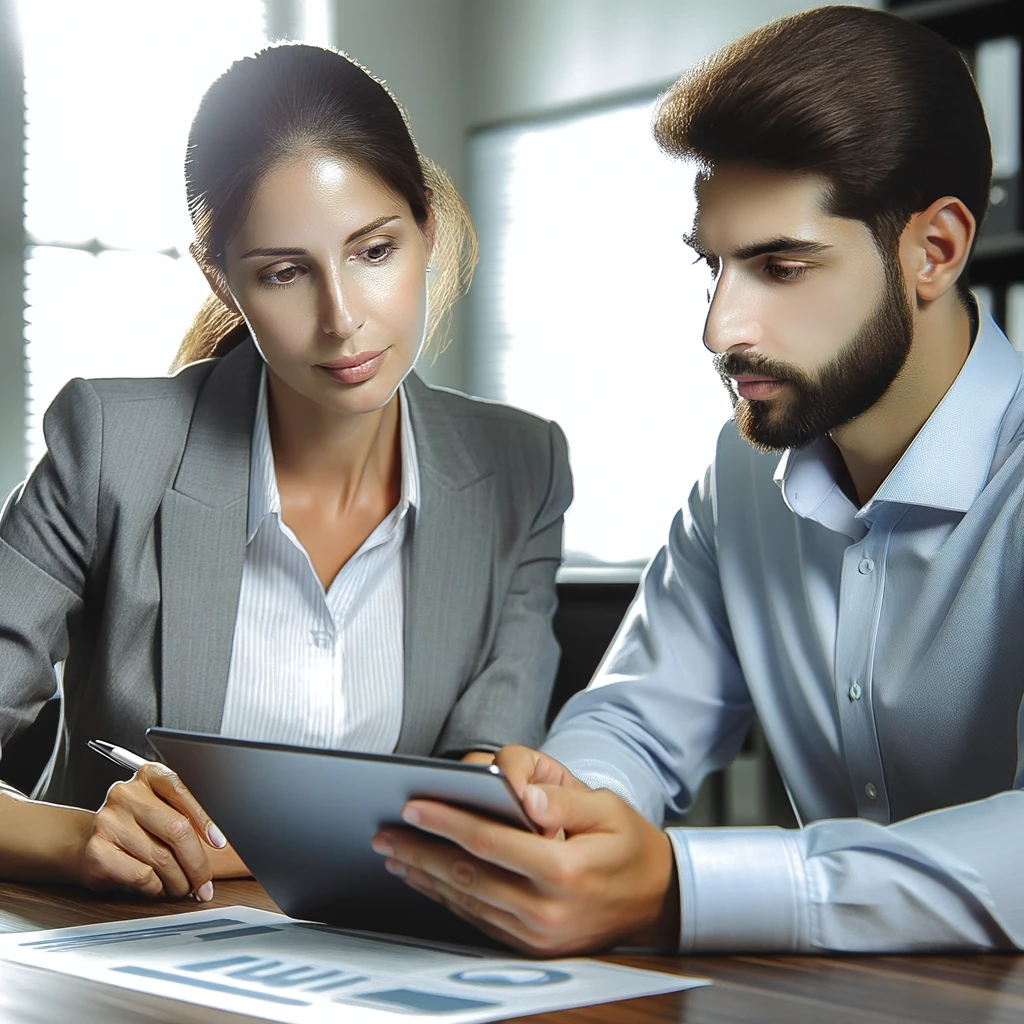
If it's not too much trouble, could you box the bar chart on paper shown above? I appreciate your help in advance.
[0,906,706,1022]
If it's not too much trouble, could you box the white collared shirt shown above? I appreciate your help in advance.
[220,370,419,752]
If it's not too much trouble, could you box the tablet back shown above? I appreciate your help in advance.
[146,728,530,944]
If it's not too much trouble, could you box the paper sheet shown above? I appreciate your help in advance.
[0,906,708,1022]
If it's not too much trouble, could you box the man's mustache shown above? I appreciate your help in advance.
[714,351,793,382]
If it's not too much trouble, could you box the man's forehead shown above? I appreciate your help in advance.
[689,166,840,252]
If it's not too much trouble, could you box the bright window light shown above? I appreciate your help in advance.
[18,0,267,469]
[468,99,733,567]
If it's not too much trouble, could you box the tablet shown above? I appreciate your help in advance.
[146,728,534,944]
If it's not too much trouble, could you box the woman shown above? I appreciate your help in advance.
[0,44,571,904]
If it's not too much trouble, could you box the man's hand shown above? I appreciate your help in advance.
[371,746,679,956]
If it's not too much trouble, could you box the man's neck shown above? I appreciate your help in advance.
[831,295,975,507]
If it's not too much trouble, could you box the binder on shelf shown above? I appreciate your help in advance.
[976,37,1021,238]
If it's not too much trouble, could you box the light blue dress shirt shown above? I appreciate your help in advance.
[543,306,1024,953]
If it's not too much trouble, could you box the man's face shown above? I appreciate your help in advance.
[690,164,914,452]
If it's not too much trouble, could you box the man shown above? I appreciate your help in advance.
[372,5,1024,954]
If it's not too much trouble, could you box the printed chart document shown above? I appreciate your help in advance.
[0,906,708,1022]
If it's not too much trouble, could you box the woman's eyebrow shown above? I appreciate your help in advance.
[239,215,402,259]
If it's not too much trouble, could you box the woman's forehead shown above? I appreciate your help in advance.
[230,152,408,252]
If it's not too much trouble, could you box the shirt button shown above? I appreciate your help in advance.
[864,782,877,801]
[848,682,862,701]
[309,628,332,649]
[858,557,874,575]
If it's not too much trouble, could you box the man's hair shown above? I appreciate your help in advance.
[653,5,992,298]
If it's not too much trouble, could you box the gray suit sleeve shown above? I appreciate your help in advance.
[0,378,102,756]
[433,421,573,756]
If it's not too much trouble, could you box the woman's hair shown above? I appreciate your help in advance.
[173,42,477,370]
[652,5,992,301]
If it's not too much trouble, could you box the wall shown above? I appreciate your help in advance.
[464,0,882,129]
[0,0,24,502]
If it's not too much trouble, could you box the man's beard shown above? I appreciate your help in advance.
[714,261,914,453]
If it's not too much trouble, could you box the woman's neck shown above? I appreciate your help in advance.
[265,369,402,516]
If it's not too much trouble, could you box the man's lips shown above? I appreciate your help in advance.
[729,374,788,400]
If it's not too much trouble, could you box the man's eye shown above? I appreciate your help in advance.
[767,263,808,282]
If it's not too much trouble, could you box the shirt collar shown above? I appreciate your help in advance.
[246,367,421,543]
[774,295,1023,531]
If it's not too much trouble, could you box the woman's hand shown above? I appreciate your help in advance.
[77,762,229,900]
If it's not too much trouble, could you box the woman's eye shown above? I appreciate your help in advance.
[361,243,394,263]
[261,265,304,286]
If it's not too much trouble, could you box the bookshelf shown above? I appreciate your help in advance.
[886,0,1024,338]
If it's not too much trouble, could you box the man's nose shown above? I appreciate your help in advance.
[703,271,763,354]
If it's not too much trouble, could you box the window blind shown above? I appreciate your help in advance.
[18,0,267,469]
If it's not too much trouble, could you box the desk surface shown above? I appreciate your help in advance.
[1,879,1022,1023]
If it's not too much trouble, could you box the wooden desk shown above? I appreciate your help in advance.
[1,879,1022,1023]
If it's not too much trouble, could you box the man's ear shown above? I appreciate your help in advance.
[897,196,975,304]
[190,243,239,313]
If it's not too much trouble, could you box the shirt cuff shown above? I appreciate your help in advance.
[669,826,809,953]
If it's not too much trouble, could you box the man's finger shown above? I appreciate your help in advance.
[493,746,588,800]
[397,800,565,882]
[378,831,534,918]
[520,782,620,838]
[397,866,541,951]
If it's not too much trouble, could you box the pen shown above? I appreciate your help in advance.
[87,739,149,773]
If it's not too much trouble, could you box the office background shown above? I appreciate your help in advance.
[0,0,1019,823]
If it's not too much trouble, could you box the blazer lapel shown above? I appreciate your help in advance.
[395,373,495,754]
[159,341,262,734]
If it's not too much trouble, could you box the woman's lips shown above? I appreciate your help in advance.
[732,374,787,401]
[317,349,388,385]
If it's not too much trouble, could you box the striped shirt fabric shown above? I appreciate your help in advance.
[220,369,419,752]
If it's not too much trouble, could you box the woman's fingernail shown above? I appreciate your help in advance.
[385,859,406,878]
[207,823,227,849]
[525,784,548,815]
[197,881,214,902]
[401,806,420,826]
[371,834,394,857]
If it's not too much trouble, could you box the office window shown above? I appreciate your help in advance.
[468,99,732,568]
[18,1,267,469]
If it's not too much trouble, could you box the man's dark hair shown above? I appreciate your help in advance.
[653,5,992,301]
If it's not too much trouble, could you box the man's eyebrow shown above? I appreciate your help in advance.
[732,237,832,260]
[239,215,401,259]
[681,233,832,261]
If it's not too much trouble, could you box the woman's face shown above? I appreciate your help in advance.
[221,151,430,417]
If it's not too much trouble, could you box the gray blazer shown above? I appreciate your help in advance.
[0,340,572,809]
